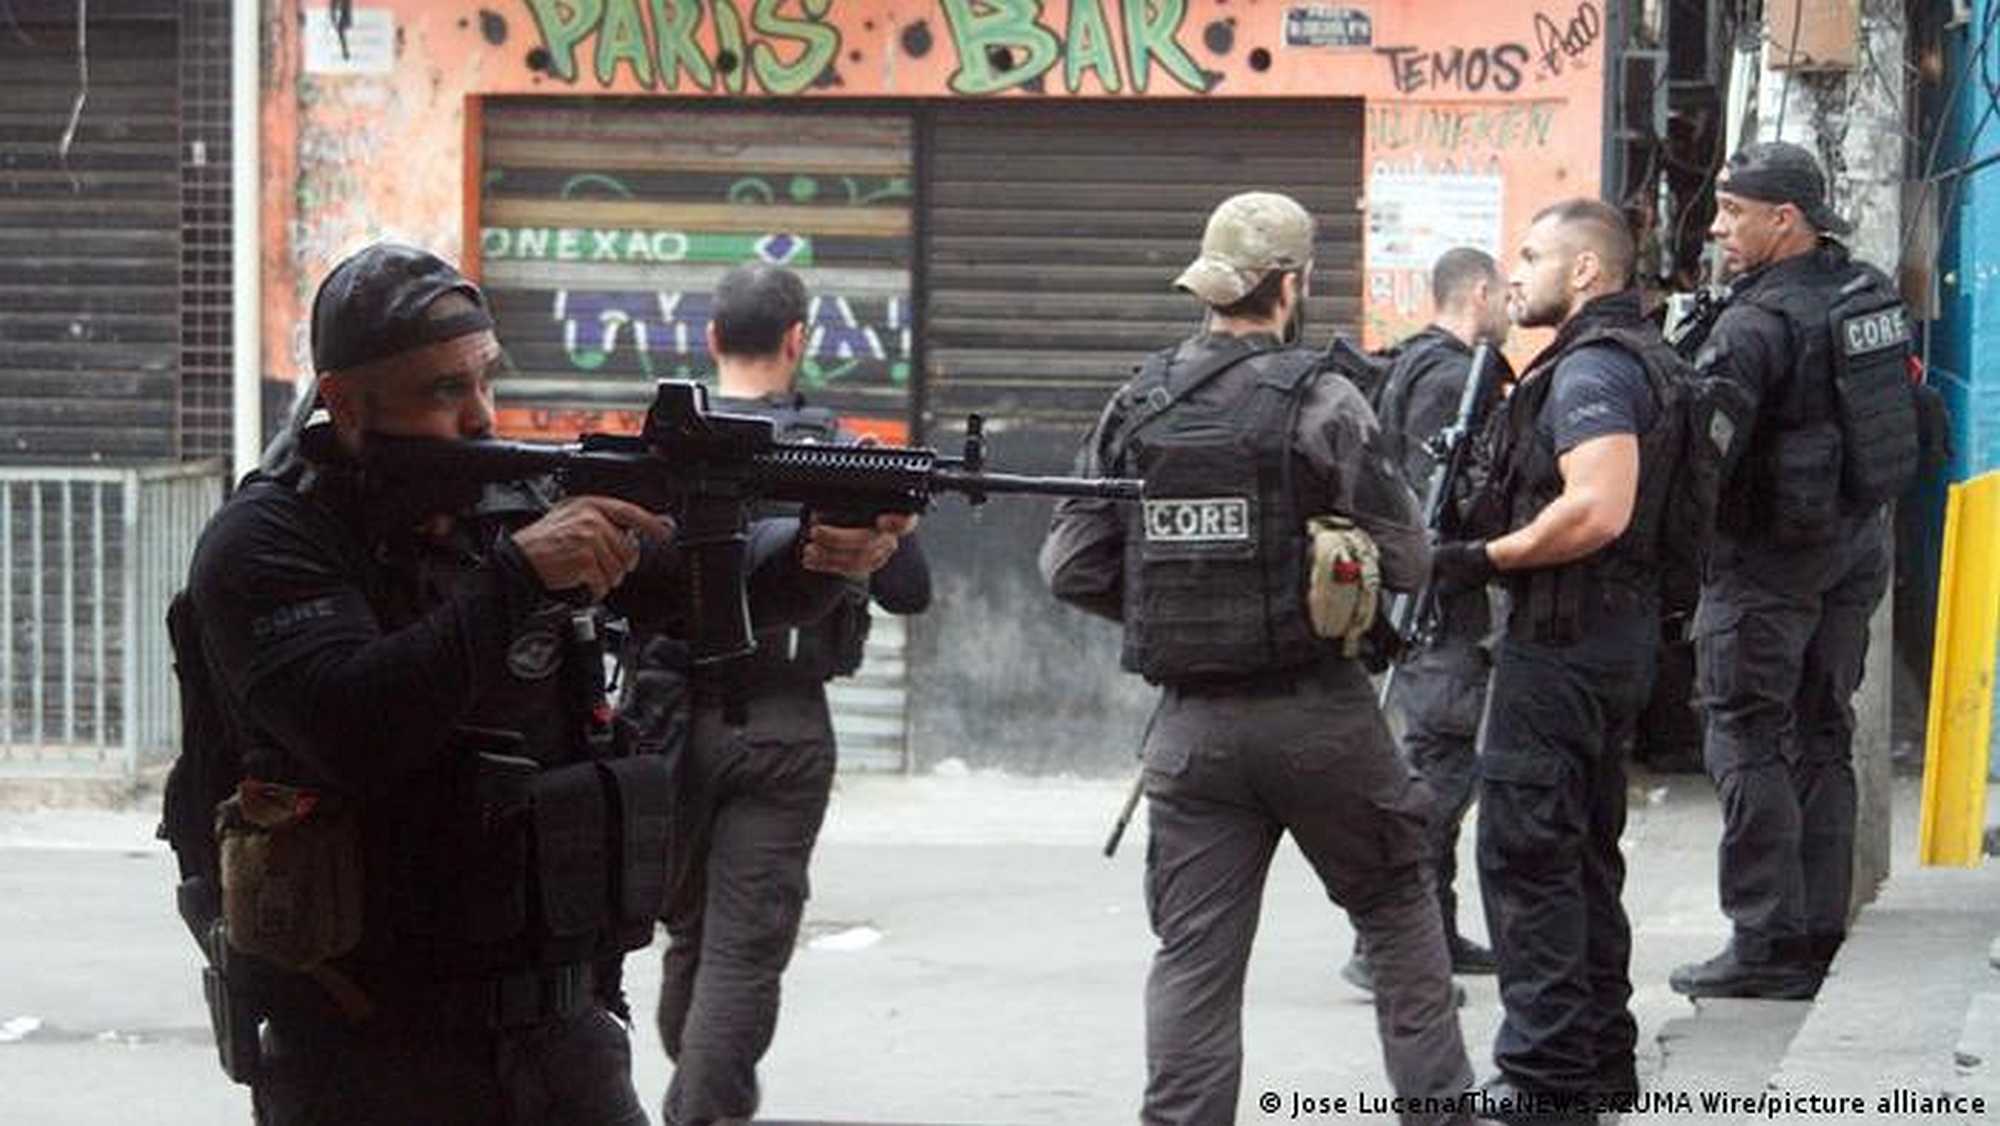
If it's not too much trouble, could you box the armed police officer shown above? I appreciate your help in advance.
[648,263,931,1126]
[1668,142,1920,1001]
[166,243,908,1125]
[1442,200,1687,1122]
[1040,192,1473,1126]
[1342,248,1512,997]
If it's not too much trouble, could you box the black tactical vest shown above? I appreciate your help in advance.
[1726,246,1916,537]
[325,481,669,979]
[1477,298,1681,638]
[1373,326,1462,485]
[1113,340,1326,683]
[715,393,872,683]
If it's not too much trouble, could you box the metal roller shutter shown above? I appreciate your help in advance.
[0,11,182,464]
[909,100,1366,774]
[478,100,917,771]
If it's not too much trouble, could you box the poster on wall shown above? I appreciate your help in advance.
[1365,171,1504,270]
[304,7,396,76]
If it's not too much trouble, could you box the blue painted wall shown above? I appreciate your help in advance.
[1922,0,2000,770]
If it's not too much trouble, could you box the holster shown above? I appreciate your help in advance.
[178,875,262,1085]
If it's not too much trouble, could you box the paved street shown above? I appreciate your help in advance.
[0,766,1767,1124]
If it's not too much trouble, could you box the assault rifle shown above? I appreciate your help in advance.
[1665,285,1729,362]
[364,380,1145,665]
[1378,340,1501,706]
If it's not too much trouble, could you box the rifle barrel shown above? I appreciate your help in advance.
[932,468,1144,500]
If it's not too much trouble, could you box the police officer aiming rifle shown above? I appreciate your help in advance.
[161,243,912,1125]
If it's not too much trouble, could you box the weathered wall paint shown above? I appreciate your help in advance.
[261,0,1605,392]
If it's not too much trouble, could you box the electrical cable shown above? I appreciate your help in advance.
[55,0,87,194]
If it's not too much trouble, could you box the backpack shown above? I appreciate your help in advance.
[1317,333,1400,407]
[158,590,240,887]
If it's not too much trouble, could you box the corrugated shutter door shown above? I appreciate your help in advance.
[479,100,917,771]
[907,101,1366,774]
[480,101,914,422]
[925,101,1363,432]
[0,15,181,464]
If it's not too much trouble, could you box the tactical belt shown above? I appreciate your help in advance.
[1506,571,1651,645]
[1166,661,1330,698]
[426,961,595,1030]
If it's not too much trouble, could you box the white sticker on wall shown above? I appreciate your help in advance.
[304,7,395,76]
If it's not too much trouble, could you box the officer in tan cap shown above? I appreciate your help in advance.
[1040,192,1475,1126]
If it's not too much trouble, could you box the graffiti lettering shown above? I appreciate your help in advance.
[541,288,910,388]
[523,0,840,95]
[482,227,814,265]
[1374,43,1529,94]
[1368,101,1558,153]
[940,0,1210,95]
[1532,2,1601,79]
[523,0,1215,96]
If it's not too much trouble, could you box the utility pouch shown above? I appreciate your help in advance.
[217,780,362,972]
[600,753,673,944]
[1765,423,1843,547]
[462,747,536,945]
[1305,515,1381,656]
[533,761,611,946]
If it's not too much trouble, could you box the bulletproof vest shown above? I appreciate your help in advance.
[1729,247,1917,530]
[228,475,667,980]
[1481,306,1682,637]
[1114,339,1326,683]
[1372,326,1462,488]
[715,393,872,684]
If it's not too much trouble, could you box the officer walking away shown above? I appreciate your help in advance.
[1440,200,1684,1122]
[1041,192,1474,1126]
[650,264,931,1126]
[165,243,905,1125]
[1669,142,1917,1001]
[1341,248,1513,996]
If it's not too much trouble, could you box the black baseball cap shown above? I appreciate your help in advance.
[310,242,494,374]
[1718,142,1854,236]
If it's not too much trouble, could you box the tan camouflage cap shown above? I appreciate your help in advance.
[1174,192,1315,306]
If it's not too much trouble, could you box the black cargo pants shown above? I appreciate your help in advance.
[1693,514,1890,964]
[656,682,837,1126]
[1477,602,1654,1096]
[1142,659,1473,1126]
[1387,638,1490,940]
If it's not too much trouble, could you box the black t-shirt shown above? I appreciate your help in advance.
[1539,341,1659,454]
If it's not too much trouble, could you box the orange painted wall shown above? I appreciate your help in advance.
[261,0,1608,385]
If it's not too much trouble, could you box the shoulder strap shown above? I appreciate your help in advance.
[1120,338,1279,441]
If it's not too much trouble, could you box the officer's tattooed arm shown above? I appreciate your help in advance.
[1299,379,1430,592]
[1040,393,1129,621]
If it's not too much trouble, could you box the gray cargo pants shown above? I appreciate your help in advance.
[1141,659,1473,1126]
[1386,639,1490,939]
[656,683,837,1126]
[1694,513,1891,963]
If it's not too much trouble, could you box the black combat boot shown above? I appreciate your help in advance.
[1448,932,1498,974]
[1668,941,1821,1000]
[1471,1075,1597,1126]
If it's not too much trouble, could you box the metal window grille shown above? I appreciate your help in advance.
[177,0,233,459]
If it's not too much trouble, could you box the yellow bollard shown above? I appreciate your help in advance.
[1919,470,2000,866]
